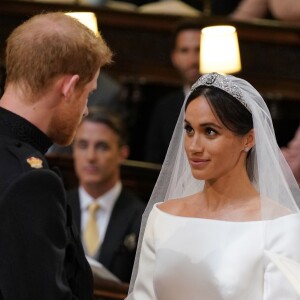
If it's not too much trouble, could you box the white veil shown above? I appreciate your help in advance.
[129,72,300,292]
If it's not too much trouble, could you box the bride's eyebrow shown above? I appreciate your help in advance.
[200,122,223,129]
[184,119,222,129]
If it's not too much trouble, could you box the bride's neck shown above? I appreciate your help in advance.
[202,171,258,211]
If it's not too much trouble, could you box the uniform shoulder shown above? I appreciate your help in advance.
[4,169,63,193]
[0,136,49,192]
[0,136,48,171]
[0,169,65,211]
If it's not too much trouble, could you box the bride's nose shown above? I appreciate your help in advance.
[187,134,204,153]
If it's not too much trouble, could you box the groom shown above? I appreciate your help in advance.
[0,12,112,299]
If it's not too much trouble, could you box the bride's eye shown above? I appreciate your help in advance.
[184,124,194,135]
[205,127,218,136]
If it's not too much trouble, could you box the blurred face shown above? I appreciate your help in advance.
[49,69,99,146]
[171,29,200,86]
[184,96,246,181]
[73,121,127,188]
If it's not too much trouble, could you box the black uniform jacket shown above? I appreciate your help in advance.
[67,187,145,283]
[0,107,93,300]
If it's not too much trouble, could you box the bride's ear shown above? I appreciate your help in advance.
[244,129,255,152]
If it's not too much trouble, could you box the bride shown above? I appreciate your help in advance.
[126,72,300,299]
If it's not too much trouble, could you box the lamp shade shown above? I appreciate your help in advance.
[65,12,98,35]
[200,25,241,74]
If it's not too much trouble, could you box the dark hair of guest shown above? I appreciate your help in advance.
[84,106,128,146]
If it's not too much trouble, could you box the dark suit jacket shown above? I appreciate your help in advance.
[67,187,145,283]
[145,88,185,164]
[0,108,93,300]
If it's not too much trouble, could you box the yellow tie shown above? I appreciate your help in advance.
[84,202,100,257]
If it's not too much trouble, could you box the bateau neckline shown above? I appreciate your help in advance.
[153,202,300,224]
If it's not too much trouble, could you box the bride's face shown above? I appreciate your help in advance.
[184,95,247,181]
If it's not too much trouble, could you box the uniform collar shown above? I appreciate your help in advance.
[0,107,52,154]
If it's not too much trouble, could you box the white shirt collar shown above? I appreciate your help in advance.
[79,181,122,213]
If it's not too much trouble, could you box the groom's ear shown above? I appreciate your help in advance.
[61,74,80,100]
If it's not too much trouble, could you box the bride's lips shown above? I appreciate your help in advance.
[189,158,210,168]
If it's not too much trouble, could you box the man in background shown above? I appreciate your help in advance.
[145,20,200,163]
[0,12,112,299]
[68,107,145,283]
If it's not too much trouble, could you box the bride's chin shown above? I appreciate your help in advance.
[191,170,207,181]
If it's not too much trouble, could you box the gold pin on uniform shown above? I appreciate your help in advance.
[27,157,43,169]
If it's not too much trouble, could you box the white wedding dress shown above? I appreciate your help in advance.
[128,204,300,300]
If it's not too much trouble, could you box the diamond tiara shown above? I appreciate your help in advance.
[191,73,251,112]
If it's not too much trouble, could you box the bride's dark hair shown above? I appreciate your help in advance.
[185,86,253,136]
